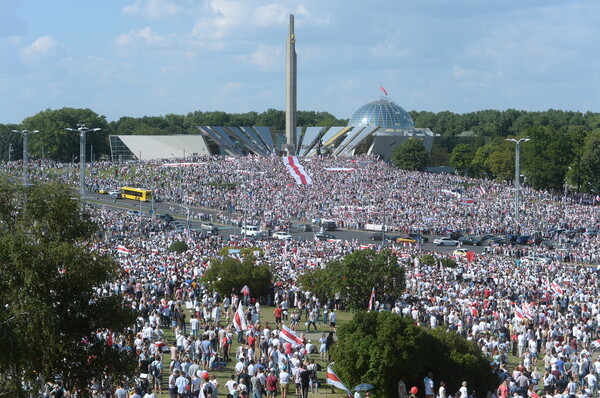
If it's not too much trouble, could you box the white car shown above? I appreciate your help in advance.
[453,248,470,256]
[241,225,261,237]
[521,255,552,265]
[273,231,293,240]
[434,237,460,246]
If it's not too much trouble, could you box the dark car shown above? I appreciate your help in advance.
[515,235,531,245]
[315,231,336,241]
[296,224,313,232]
[485,236,506,245]
[459,236,483,246]
[369,233,395,241]
[158,213,174,222]
[449,232,463,240]
[408,233,429,243]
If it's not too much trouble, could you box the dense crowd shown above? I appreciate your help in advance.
[4,155,600,398]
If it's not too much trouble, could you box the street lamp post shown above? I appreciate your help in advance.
[66,124,101,198]
[12,129,39,186]
[506,138,530,224]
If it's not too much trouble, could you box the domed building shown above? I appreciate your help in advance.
[348,98,415,131]
[297,97,433,161]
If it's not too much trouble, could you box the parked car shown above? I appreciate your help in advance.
[108,190,121,199]
[433,237,460,246]
[200,222,219,235]
[126,210,143,216]
[369,233,395,241]
[453,248,471,256]
[273,231,293,240]
[241,225,262,237]
[396,236,417,244]
[408,233,429,243]
[158,213,174,222]
[515,235,531,245]
[315,231,336,241]
[458,236,483,246]
[320,220,337,231]
[296,224,313,232]
[521,255,552,264]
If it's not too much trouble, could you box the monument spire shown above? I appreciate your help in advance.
[285,14,297,156]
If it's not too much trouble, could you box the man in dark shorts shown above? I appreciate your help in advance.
[274,306,283,326]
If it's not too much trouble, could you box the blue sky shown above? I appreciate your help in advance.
[1,0,599,123]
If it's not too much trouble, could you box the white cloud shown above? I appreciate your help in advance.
[191,0,251,40]
[115,27,175,50]
[122,0,191,19]
[248,44,281,72]
[254,3,288,26]
[19,36,67,68]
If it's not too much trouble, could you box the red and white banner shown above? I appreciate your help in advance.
[551,281,564,295]
[117,245,130,254]
[282,156,312,185]
[477,186,486,195]
[233,302,247,332]
[368,287,375,311]
[514,305,527,320]
[326,366,352,396]
[280,324,304,347]
[323,167,356,172]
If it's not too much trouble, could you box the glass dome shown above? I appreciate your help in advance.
[348,98,414,131]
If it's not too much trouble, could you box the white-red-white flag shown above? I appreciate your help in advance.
[514,304,528,320]
[280,324,304,347]
[326,366,352,396]
[117,245,130,254]
[368,287,375,311]
[551,281,564,295]
[233,301,247,332]
[282,156,312,185]
[478,186,486,195]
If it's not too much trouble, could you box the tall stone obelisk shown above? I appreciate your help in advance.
[285,14,297,156]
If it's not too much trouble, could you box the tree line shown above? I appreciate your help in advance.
[2,107,600,192]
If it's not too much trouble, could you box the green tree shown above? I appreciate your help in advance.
[332,312,496,397]
[486,141,515,181]
[298,249,404,311]
[580,135,600,192]
[22,108,110,161]
[521,127,574,191]
[449,143,475,175]
[0,180,136,396]
[391,138,429,171]
[203,256,272,299]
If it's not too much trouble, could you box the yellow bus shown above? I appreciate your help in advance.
[120,187,152,202]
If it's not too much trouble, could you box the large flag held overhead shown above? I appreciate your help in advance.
[116,245,130,254]
[279,324,304,347]
[282,156,312,185]
[326,366,352,396]
[233,302,247,332]
[368,287,375,311]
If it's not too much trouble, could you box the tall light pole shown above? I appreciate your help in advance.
[66,124,101,198]
[506,137,530,224]
[11,129,39,186]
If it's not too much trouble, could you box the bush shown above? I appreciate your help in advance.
[420,254,436,266]
[169,241,188,253]
[332,312,496,397]
[439,258,457,268]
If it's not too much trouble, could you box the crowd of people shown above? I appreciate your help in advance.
[4,154,600,398]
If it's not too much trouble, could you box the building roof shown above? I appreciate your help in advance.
[348,98,415,131]
[110,135,211,160]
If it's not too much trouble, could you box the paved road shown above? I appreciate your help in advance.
[86,193,485,256]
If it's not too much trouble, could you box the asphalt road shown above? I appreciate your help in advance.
[86,193,485,256]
